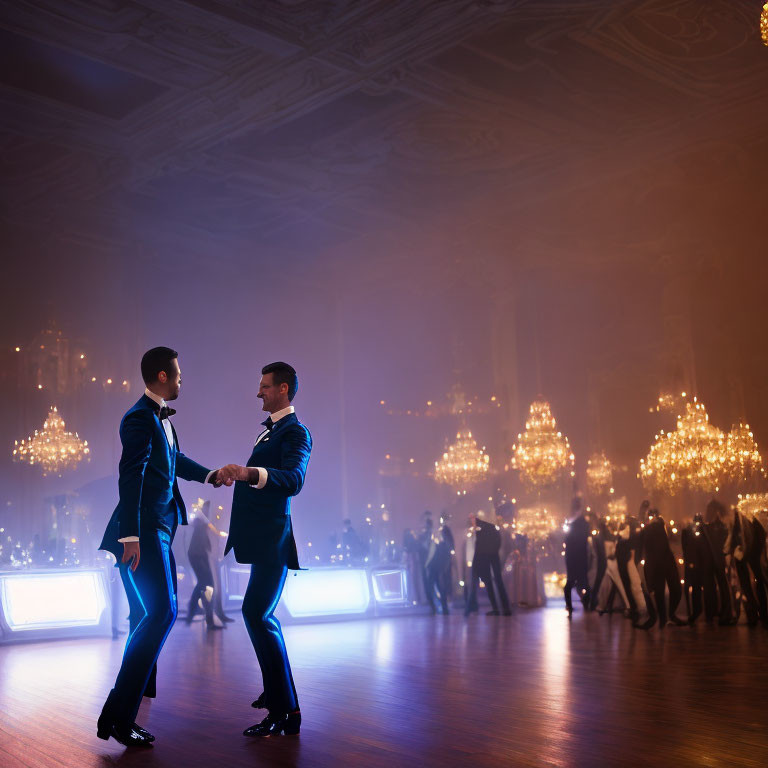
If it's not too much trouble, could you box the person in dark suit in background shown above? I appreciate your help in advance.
[727,505,761,626]
[564,497,591,617]
[185,507,222,630]
[97,347,224,748]
[703,499,736,625]
[639,507,686,628]
[219,362,312,738]
[682,513,712,625]
[425,519,453,615]
[464,514,512,617]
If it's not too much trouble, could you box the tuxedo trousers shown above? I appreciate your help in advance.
[187,552,215,626]
[644,549,682,625]
[242,561,298,714]
[103,529,177,725]
[425,561,451,614]
[467,553,511,614]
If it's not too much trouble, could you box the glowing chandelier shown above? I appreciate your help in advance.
[13,407,90,476]
[586,451,613,496]
[724,422,765,484]
[434,429,489,492]
[512,400,574,490]
[650,391,687,414]
[514,505,559,542]
[737,493,768,517]
[640,399,726,494]
[606,495,628,519]
[762,3,768,46]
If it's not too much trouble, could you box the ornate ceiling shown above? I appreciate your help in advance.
[1,0,766,272]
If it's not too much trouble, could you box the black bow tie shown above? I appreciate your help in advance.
[158,406,176,420]
[261,417,274,431]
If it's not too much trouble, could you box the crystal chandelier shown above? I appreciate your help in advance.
[434,429,489,491]
[649,390,689,414]
[640,399,726,494]
[606,495,628,521]
[13,407,90,476]
[512,400,574,490]
[586,451,613,496]
[514,505,559,542]
[762,3,768,46]
[724,423,765,484]
[737,493,768,517]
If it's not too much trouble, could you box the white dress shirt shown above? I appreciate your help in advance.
[144,388,174,447]
[250,405,295,489]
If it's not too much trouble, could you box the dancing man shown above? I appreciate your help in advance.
[219,362,312,738]
[97,347,223,747]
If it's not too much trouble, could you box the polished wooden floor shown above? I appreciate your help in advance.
[1,607,767,767]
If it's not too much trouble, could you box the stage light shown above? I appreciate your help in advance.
[281,568,370,618]
[0,570,107,632]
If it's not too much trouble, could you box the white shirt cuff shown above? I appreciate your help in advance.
[251,467,268,489]
[205,469,216,484]
[118,536,140,543]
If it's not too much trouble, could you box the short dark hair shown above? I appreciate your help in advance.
[262,361,298,401]
[141,347,178,384]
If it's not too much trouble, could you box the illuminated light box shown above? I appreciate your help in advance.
[281,568,371,618]
[223,565,251,605]
[0,570,107,632]
[371,568,407,604]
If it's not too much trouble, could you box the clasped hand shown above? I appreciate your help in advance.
[213,464,250,486]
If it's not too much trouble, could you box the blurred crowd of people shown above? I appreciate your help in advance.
[564,496,768,629]
[330,507,555,616]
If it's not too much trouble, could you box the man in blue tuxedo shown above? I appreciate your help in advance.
[219,361,312,738]
[97,347,223,747]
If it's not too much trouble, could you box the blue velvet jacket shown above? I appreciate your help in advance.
[99,394,211,558]
[225,412,312,569]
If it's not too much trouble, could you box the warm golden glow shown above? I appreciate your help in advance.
[12,407,90,476]
[640,400,726,494]
[434,429,489,489]
[606,495,628,521]
[512,400,574,489]
[724,422,765,484]
[737,493,768,517]
[762,3,768,46]
[641,401,765,494]
[586,451,613,496]
[515,505,559,542]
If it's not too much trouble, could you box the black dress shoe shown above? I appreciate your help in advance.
[132,723,155,742]
[634,616,657,630]
[485,610,500,616]
[668,615,687,627]
[97,718,153,748]
[244,712,301,737]
[219,614,236,623]
[251,692,266,709]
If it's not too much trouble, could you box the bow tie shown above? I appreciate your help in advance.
[261,417,274,431]
[158,406,176,420]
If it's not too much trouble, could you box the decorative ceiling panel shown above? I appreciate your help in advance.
[0,27,168,119]
[0,0,766,260]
